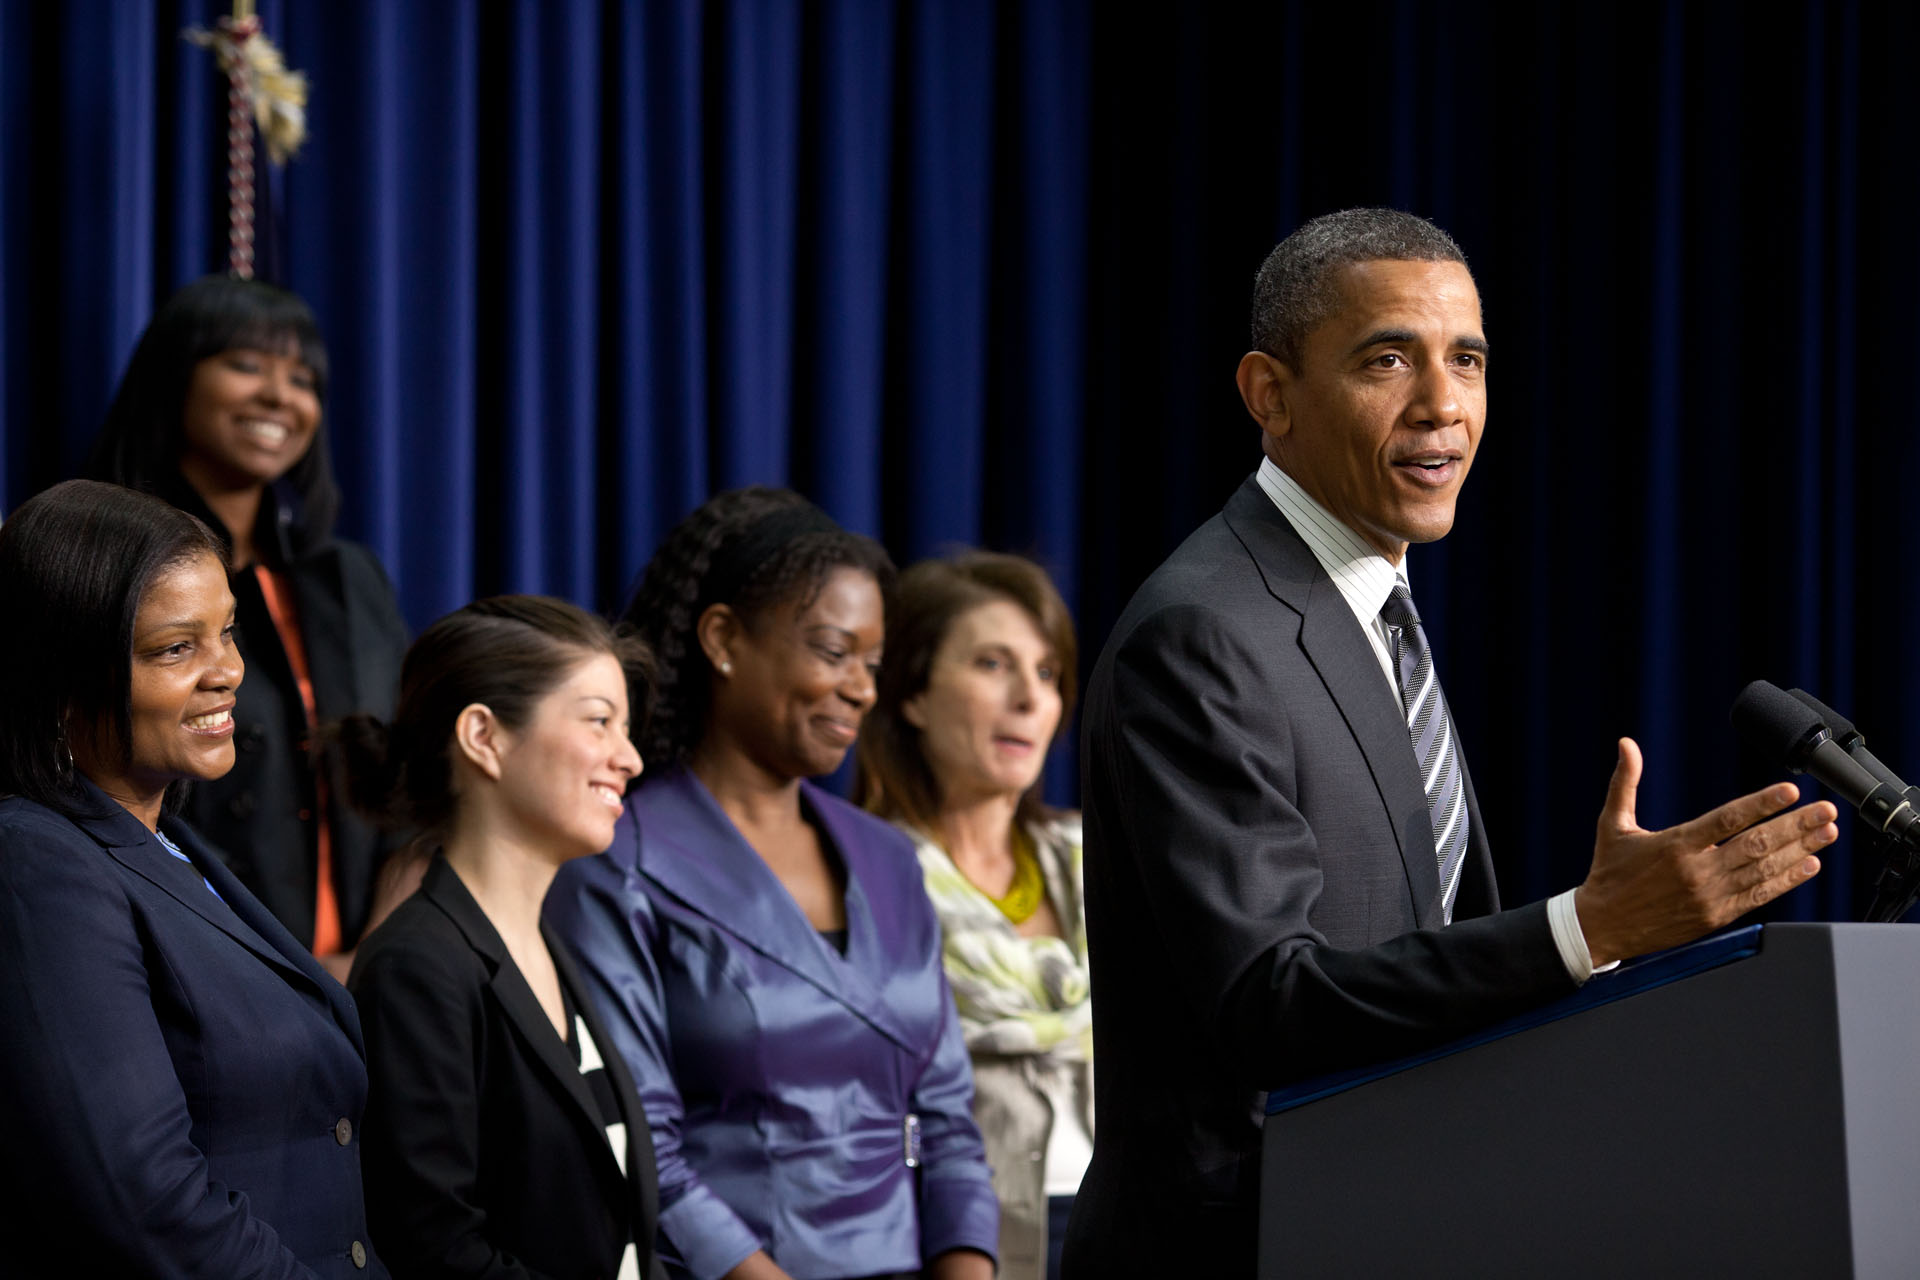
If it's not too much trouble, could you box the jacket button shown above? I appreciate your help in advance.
[350,1240,367,1268]
[334,1117,353,1145]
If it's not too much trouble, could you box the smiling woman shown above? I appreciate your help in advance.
[0,478,385,1276]
[546,488,1001,1280]
[81,549,244,822]
[338,596,667,1280]
[86,277,412,977]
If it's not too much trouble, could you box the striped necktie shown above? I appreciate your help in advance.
[1380,581,1468,924]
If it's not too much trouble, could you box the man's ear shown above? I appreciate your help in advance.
[695,603,741,678]
[452,703,508,781]
[1235,350,1293,448]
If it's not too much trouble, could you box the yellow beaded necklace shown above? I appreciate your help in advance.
[984,827,1045,925]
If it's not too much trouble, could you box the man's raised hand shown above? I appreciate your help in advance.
[1573,737,1837,970]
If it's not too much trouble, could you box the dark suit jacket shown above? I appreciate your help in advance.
[0,783,383,1278]
[351,857,666,1280]
[188,527,409,950]
[1062,479,1577,1277]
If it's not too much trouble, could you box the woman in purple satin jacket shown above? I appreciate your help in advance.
[547,488,999,1280]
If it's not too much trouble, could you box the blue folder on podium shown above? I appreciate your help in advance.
[1257,923,1920,1278]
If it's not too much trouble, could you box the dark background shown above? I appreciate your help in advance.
[2,0,1911,921]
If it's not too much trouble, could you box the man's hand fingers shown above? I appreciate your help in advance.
[1671,781,1803,849]
[1720,805,1839,891]
[1599,738,1643,835]
[1730,853,1823,917]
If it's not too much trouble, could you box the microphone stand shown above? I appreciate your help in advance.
[1864,826,1920,923]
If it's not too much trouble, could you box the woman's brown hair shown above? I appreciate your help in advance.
[854,551,1077,837]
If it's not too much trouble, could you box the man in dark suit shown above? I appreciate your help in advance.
[1061,209,1841,1277]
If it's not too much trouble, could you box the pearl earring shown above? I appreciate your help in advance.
[719,661,733,676]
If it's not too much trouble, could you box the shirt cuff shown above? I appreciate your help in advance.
[1547,888,1620,985]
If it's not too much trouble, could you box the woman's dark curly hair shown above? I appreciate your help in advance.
[620,487,895,775]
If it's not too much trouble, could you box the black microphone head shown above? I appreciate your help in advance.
[1788,687,1863,750]
[1732,680,1831,772]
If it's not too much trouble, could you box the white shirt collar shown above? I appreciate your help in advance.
[1254,456,1407,624]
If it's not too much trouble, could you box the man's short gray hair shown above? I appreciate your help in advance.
[1250,208,1467,369]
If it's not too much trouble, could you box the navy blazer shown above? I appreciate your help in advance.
[0,783,383,1279]
[547,768,999,1280]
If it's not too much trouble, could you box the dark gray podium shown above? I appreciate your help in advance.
[1259,924,1920,1278]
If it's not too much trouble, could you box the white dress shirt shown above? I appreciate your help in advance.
[1255,458,1600,984]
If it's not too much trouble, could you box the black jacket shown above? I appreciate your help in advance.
[351,857,667,1280]
[174,479,409,949]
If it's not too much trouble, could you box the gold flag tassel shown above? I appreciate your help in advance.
[183,2,309,277]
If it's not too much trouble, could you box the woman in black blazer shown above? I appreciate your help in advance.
[342,596,666,1280]
[87,276,412,978]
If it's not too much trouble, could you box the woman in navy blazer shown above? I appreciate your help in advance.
[343,597,668,1279]
[547,489,999,1280]
[0,480,382,1278]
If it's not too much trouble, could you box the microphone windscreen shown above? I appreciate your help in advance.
[1731,679,1828,767]
[1788,687,1861,744]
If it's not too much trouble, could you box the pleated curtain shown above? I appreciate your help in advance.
[1,0,1910,922]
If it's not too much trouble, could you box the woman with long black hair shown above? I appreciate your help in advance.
[88,276,412,976]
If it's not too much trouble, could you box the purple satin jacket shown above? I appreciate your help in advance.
[546,768,999,1280]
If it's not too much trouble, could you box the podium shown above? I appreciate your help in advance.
[1258,924,1920,1278]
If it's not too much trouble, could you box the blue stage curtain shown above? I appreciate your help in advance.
[0,0,1909,923]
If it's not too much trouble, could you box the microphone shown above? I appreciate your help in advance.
[1786,687,1918,799]
[1784,687,1920,922]
[1730,680,1920,853]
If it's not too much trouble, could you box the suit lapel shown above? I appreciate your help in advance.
[78,800,304,981]
[552,934,659,1222]
[73,796,365,1047]
[420,861,625,1189]
[636,770,918,1051]
[803,786,908,1012]
[1222,479,1445,928]
[191,831,369,1051]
